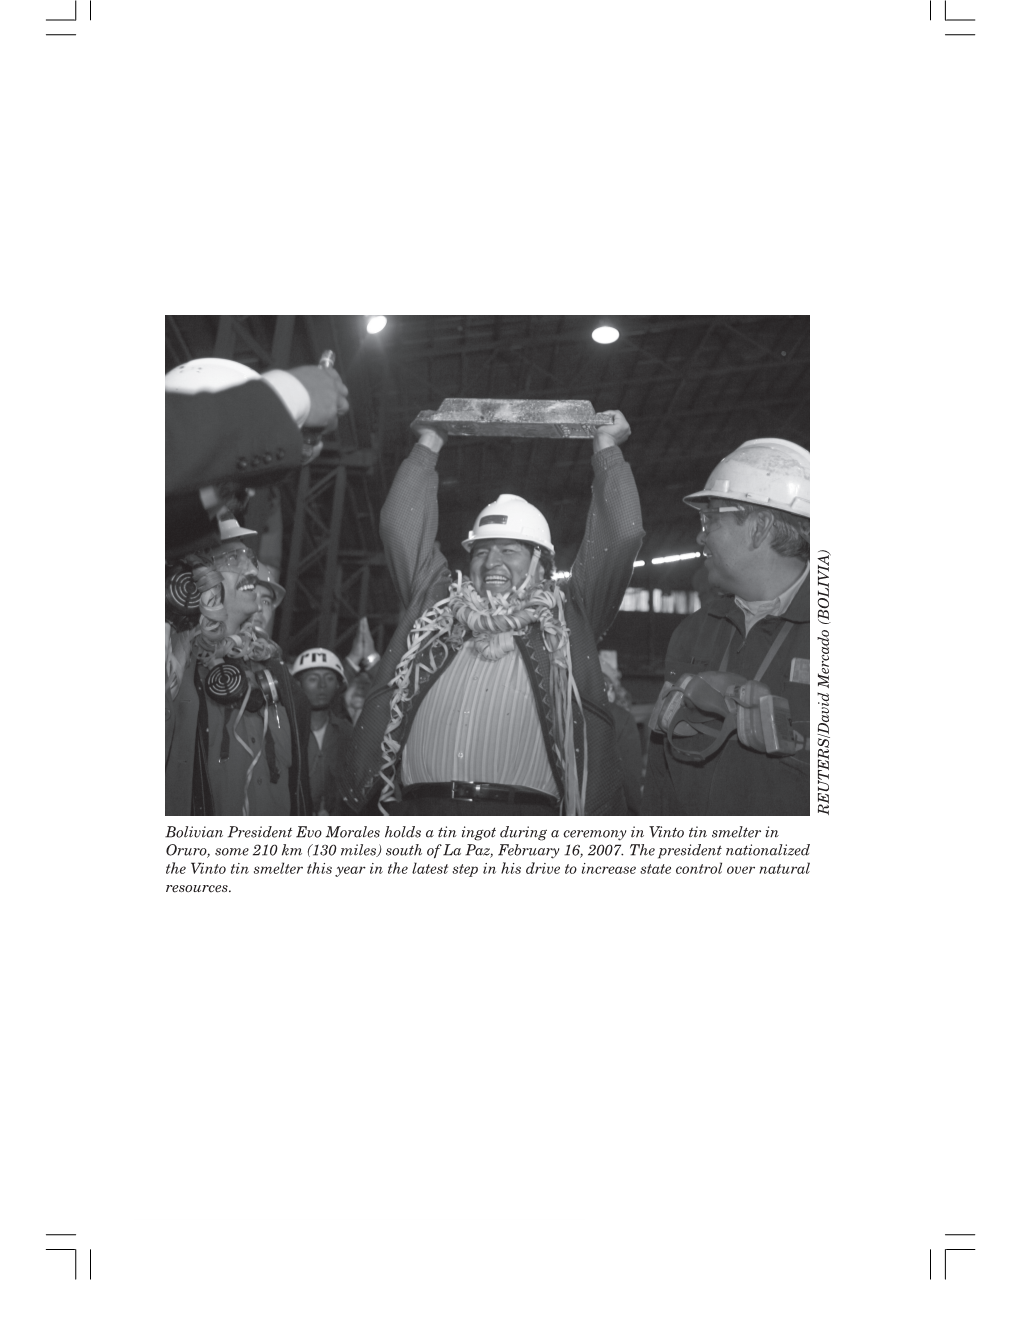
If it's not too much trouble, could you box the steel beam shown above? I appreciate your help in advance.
[279,463,311,644]
[270,315,295,367]
[317,464,348,644]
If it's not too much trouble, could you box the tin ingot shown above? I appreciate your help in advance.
[411,398,615,440]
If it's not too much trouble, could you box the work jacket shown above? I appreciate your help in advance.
[642,579,811,816]
[292,696,354,816]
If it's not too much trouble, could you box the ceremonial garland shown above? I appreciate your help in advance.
[378,573,588,815]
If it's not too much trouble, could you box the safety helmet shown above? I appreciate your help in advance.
[254,577,286,608]
[165,357,261,394]
[217,513,258,540]
[290,648,347,686]
[683,438,810,518]
[461,494,554,554]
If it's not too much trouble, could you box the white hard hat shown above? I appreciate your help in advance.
[217,513,258,540]
[683,438,810,518]
[255,577,286,608]
[165,357,261,394]
[290,648,347,683]
[462,494,554,554]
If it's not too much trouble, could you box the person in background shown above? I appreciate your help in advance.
[290,649,354,816]
[643,438,810,816]
[344,670,373,725]
[254,577,285,640]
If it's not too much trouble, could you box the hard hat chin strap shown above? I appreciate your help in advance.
[518,544,542,596]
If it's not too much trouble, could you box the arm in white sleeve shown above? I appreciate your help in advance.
[261,370,312,427]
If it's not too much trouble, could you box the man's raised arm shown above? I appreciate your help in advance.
[379,425,448,610]
[569,409,645,641]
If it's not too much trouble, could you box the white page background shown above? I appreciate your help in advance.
[1,2,1015,1316]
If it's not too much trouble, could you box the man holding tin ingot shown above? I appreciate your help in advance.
[340,402,644,815]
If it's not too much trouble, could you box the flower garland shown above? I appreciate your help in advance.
[378,572,588,815]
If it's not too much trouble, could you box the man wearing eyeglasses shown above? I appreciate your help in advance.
[643,438,811,816]
[166,536,311,816]
[340,410,644,816]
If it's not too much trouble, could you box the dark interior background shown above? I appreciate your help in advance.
[166,314,809,687]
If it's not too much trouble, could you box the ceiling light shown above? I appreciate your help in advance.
[591,325,619,344]
[633,560,645,568]
[366,316,387,335]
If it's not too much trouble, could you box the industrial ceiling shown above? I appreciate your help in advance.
[166,314,809,649]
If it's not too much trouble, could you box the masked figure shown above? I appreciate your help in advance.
[166,537,310,815]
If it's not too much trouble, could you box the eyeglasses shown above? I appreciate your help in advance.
[210,546,258,572]
[698,506,742,532]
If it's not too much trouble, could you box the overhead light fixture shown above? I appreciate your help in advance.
[650,552,701,565]
[633,559,645,568]
[366,316,387,335]
[591,325,619,344]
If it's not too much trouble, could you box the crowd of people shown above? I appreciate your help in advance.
[166,356,811,817]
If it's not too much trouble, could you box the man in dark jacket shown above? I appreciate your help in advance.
[340,410,644,815]
[165,356,349,558]
[166,358,348,496]
[643,438,811,816]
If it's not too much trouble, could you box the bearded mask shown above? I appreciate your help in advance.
[202,543,260,633]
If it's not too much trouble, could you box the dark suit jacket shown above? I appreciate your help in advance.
[166,379,305,495]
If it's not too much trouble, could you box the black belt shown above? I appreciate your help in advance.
[402,781,560,809]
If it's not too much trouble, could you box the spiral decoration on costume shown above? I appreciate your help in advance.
[206,662,247,704]
[254,666,279,706]
[186,560,224,596]
[166,568,201,613]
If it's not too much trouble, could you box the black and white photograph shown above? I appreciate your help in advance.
[4,3,1016,1318]
[165,314,811,818]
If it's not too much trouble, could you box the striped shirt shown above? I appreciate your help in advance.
[401,644,558,795]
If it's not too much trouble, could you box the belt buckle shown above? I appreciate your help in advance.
[451,781,473,802]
